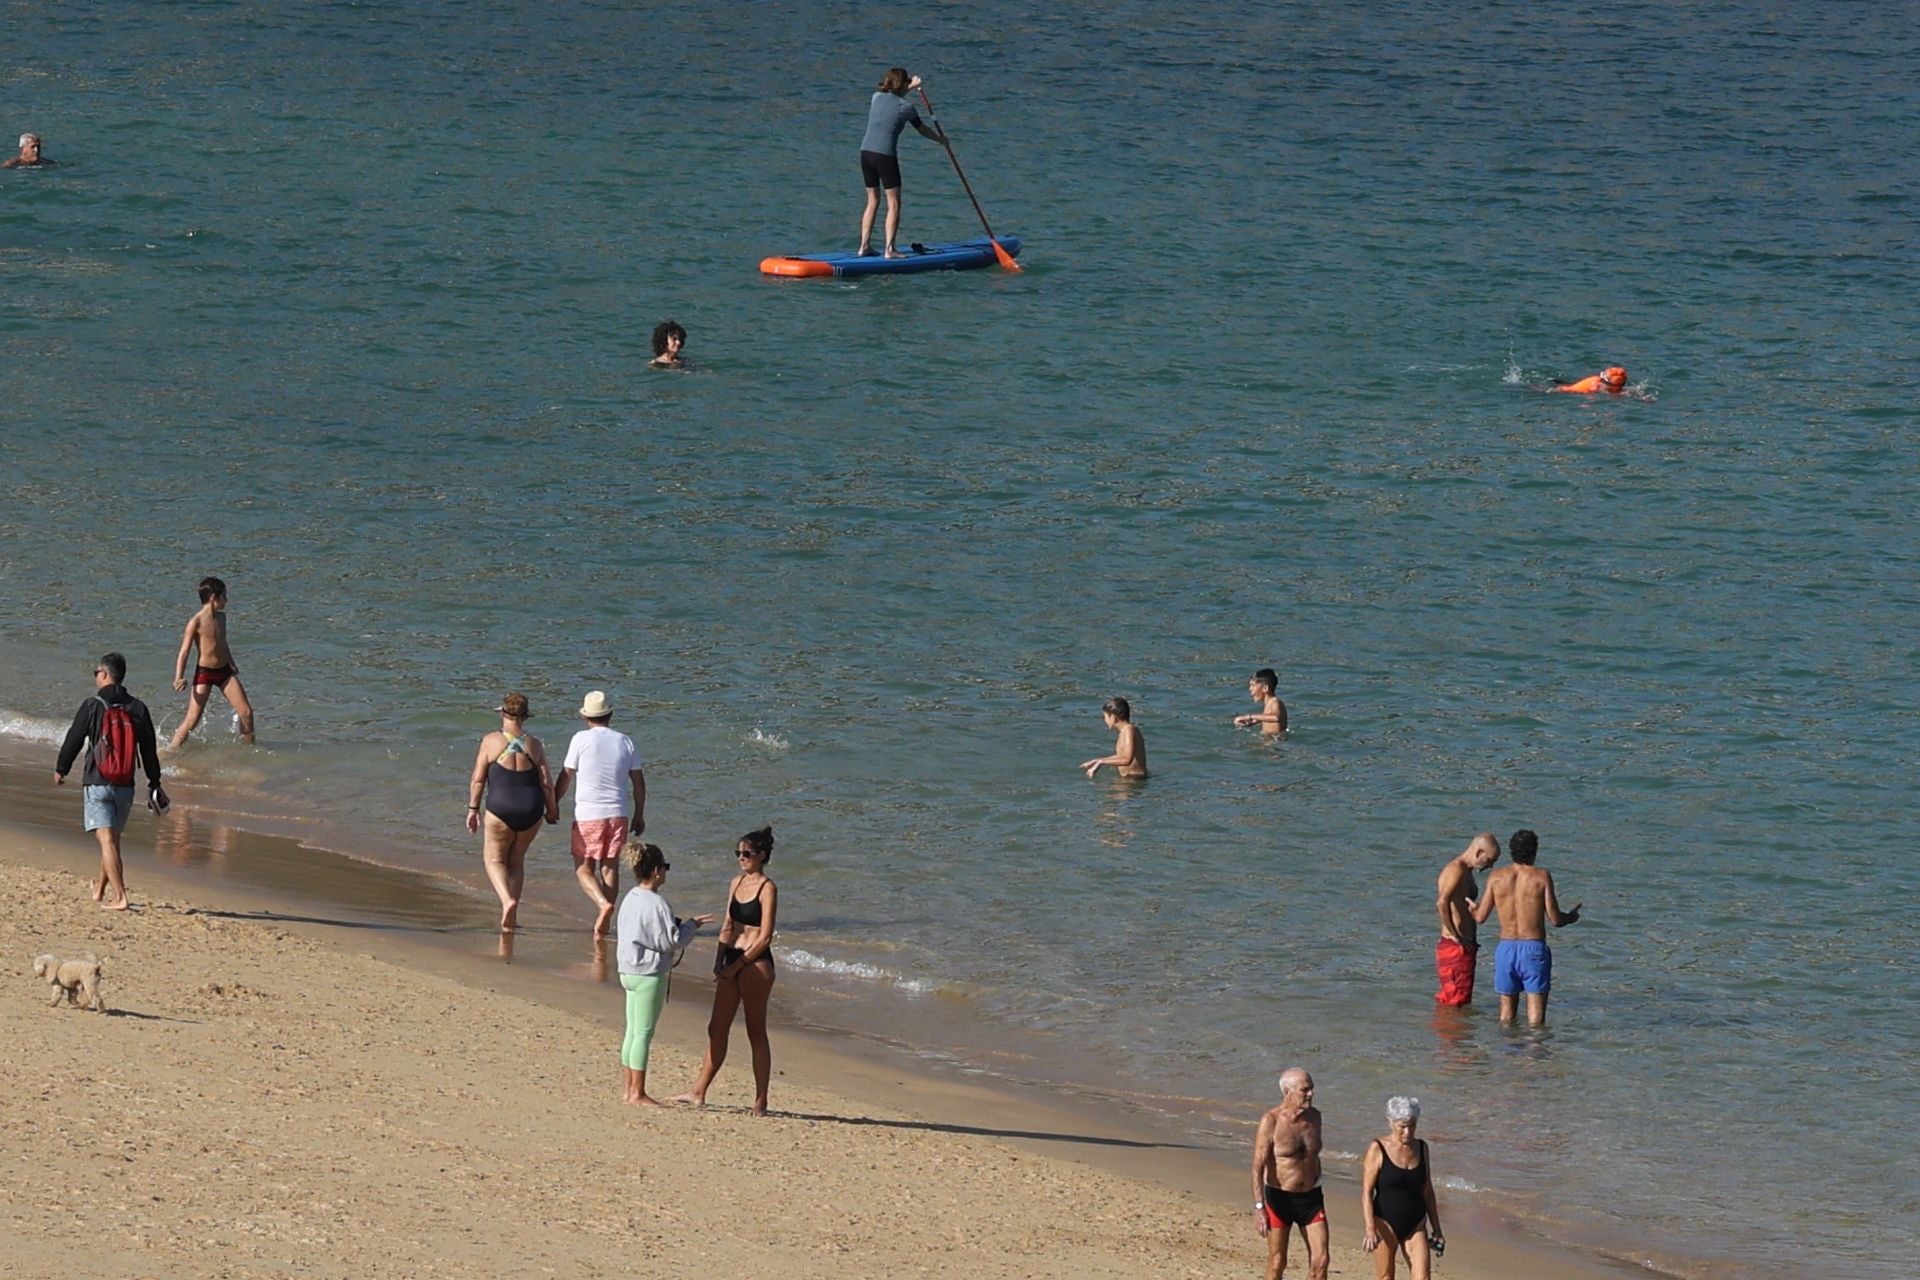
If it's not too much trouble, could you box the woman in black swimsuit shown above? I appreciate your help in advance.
[671,825,778,1114]
[465,693,558,932]
[1360,1096,1444,1280]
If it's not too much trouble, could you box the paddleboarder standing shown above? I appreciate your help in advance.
[858,68,946,259]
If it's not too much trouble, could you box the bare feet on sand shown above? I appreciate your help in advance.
[101,896,130,911]
[90,875,106,902]
[625,1095,663,1107]
[593,902,614,936]
[500,903,518,932]
[668,1091,705,1107]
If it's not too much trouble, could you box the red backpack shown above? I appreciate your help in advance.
[90,696,138,786]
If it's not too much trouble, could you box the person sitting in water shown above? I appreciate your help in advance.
[1552,365,1629,394]
[650,320,688,369]
[4,132,52,168]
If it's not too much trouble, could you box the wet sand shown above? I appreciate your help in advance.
[1,759,1656,1280]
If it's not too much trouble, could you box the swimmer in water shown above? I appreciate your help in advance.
[1233,667,1289,734]
[4,133,52,168]
[1082,697,1148,779]
[650,320,688,369]
[1551,365,1629,394]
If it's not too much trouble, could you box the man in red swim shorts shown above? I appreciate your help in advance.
[1435,832,1500,1006]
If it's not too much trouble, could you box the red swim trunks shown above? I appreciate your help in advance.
[193,664,234,688]
[1435,937,1478,1006]
[570,816,629,862]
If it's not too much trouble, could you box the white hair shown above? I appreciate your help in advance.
[19,133,36,147]
[1387,1096,1421,1123]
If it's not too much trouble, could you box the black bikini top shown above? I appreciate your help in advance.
[729,881,766,927]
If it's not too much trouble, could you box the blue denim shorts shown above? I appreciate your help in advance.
[82,784,134,833]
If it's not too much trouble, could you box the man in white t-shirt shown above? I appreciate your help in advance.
[554,689,647,936]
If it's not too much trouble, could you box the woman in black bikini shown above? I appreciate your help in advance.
[671,825,778,1114]
[465,693,559,932]
[1360,1096,1445,1280]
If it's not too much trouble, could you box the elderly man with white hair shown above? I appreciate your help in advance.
[5,132,53,168]
[1250,1066,1330,1280]
[1360,1095,1446,1280]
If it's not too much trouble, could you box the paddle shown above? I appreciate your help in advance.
[915,85,1021,272]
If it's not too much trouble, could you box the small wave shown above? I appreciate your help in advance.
[746,727,789,751]
[780,947,934,994]
[0,709,68,745]
[1436,1174,1483,1192]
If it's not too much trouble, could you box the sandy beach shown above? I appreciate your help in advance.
[0,799,1644,1280]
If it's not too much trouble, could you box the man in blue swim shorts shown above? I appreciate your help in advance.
[1472,828,1582,1027]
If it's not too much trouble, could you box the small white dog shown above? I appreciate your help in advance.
[32,953,106,1012]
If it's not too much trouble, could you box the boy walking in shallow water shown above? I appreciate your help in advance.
[170,576,255,747]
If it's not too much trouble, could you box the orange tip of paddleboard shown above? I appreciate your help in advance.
[759,256,835,278]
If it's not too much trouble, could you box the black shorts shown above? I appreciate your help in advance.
[860,149,902,190]
[1262,1184,1327,1230]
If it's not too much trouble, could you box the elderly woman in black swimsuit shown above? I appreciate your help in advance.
[1360,1096,1445,1280]
[671,824,778,1114]
[465,692,558,932]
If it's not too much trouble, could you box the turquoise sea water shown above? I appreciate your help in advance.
[5,5,1916,1276]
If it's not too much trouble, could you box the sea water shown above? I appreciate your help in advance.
[3,4,1916,1275]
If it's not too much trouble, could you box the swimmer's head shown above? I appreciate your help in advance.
[496,692,530,720]
[1387,1096,1421,1125]
[627,839,668,880]
[651,319,686,357]
[1103,696,1132,723]
[198,575,228,604]
[878,67,911,95]
[1509,828,1539,865]
[1278,1067,1314,1100]
[20,133,39,149]
[1602,366,1628,390]
[1467,832,1500,868]
[1251,668,1278,695]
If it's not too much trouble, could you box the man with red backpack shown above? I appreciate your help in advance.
[55,652,167,910]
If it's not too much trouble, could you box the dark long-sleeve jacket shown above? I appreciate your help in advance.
[55,684,163,788]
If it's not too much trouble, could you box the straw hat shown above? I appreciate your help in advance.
[578,690,613,718]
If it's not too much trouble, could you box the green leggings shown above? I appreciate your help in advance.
[620,973,668,1069]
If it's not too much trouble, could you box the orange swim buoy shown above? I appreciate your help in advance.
[1553,366,1629,394]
